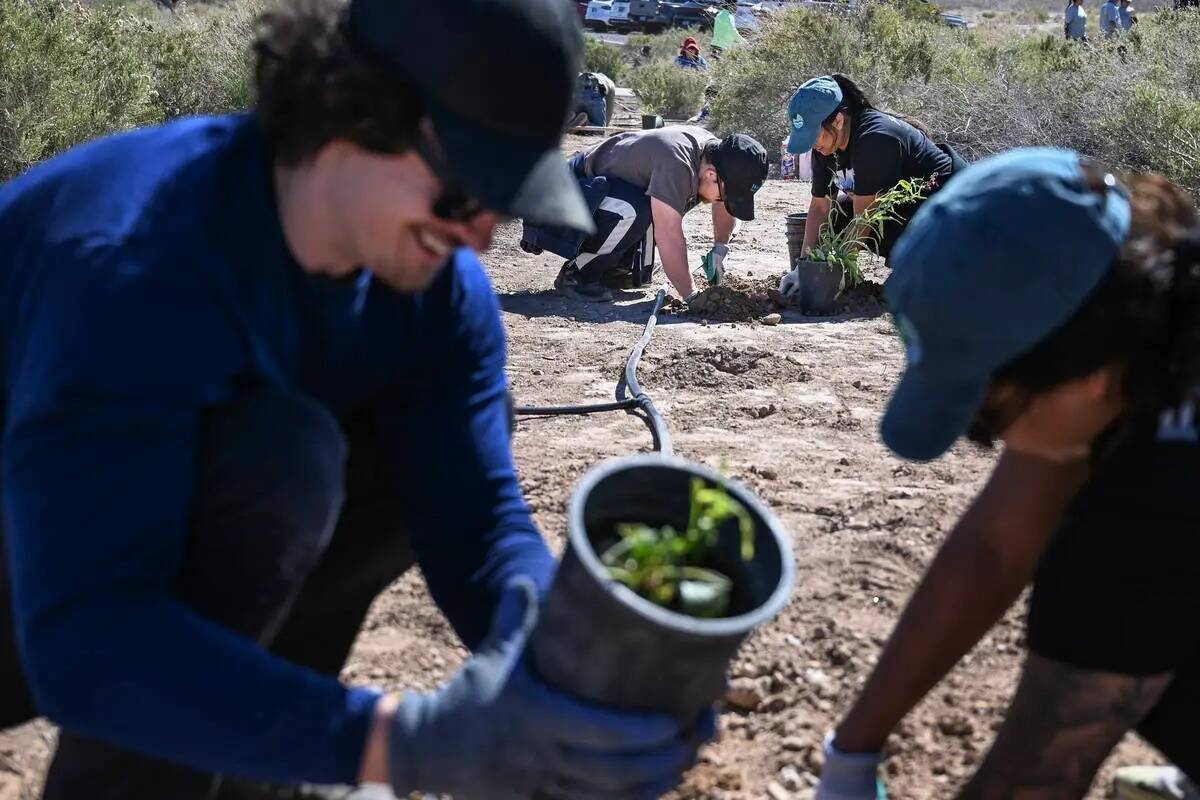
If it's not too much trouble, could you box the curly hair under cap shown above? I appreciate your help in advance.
[252,0,422,165]
[993,168,1200,419]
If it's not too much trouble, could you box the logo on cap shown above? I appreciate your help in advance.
[896,315,923,365]
[792,114,805,129]
[751,183,760,192]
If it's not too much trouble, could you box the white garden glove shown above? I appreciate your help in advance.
[778,268,801,298]
[814,733,889,800]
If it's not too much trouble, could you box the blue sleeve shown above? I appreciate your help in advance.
[2,244,377,784]
[373,250,555,650]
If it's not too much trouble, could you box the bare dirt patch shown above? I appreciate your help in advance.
[662,274,888,324]
[644,345,813,390]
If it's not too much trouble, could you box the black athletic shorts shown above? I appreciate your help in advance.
[1027,406,1200,774]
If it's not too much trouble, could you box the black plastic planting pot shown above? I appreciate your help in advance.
[794,258,845,315]
[785,212,808,268]
[529,455,794,723]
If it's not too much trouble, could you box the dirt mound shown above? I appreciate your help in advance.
[662,275,888,322]
[644,345,812,390]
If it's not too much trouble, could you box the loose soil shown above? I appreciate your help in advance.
[0,137,1161,800]
[662,274,887,324]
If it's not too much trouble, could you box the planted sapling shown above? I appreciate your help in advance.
[806,177,931,291]
[600,478,754,618]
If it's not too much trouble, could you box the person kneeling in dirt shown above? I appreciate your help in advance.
[778,74,968,299]
[0,2,710,800]
[523,126,768,303]
[814,149,1200,799]
[569,71,617,129]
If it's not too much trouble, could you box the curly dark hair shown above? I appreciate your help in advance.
[992,168,1200,422]
[252,0,422,165]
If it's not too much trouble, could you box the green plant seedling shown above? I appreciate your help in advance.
[600,477,754,618]
[806,177,931,294]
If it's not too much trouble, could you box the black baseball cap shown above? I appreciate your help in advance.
[348,0,593,233]
[713,134,768,221]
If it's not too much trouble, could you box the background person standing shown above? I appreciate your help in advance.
[1066,0,1090,40]
[1100,0,1120,37]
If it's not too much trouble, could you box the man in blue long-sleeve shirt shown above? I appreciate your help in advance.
[0,0,706,798]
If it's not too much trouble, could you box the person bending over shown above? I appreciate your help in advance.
[813,149,1200,799]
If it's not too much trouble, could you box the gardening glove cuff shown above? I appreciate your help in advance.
[815,732,888,800]
[702,244,729,285]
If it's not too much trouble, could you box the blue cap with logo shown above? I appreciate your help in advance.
[786,76,843,154]
[881,148,1133,461]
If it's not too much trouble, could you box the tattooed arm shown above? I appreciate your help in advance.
[960,654,1172,799]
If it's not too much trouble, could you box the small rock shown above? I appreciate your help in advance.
[531,369,544,376]
[781,736,808,752]
[780,765,805,792]
[766,781,792,800]
[804,668,830,686]
[838,457,851,466]
[762,694,790,713]
[937,713,975,737]
[805,744,826,773]
[761,312,782,326]
[758,467,779,480]
[724,681,762,712]
[826,644,853,666]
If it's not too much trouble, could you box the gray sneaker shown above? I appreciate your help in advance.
[554,263,612,302]
[1115,766,1200,800]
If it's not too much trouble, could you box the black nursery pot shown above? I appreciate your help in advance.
[785,212,808,268]
[529,455,794,722]
[794,258,845,315]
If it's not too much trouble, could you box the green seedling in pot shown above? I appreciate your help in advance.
[807,177,930,291]
[600,478,755,618]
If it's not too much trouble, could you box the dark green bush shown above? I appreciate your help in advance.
[583,37,628,84]
[629,62,709,120]
[0,0,258,181]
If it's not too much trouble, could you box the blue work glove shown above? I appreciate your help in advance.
[815,733,889,800]
[700,244,729,286]
[389,577,711,800]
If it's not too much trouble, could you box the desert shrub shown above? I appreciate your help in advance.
[584,37,628,84]
[626,31,688,65]
[0,0,259,181]
[629,62,709,120]
[708,1,1200,197]
[0,0,160,179]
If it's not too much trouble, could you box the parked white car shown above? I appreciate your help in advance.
[586,0,631,27]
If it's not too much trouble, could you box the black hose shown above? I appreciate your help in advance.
[514,289,672,455]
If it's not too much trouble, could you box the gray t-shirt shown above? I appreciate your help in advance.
[577,126,719,215]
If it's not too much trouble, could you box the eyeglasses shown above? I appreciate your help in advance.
[415,130,486,223]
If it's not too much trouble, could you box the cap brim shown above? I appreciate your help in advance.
[787,125,818,155]
[724,189,755,221]
[432,108,595,233]
[880,366,989,462]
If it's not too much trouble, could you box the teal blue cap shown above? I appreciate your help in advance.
[881,148,1133,461]
[786,76,843,154]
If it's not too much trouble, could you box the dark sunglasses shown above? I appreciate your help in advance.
[415,131,487,223]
